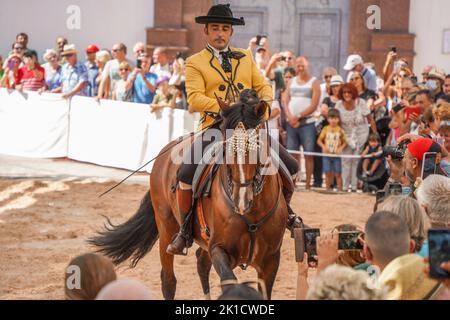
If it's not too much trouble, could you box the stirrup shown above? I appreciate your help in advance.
[167,233,190,256]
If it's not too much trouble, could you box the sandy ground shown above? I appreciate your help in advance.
[0,178,375,300]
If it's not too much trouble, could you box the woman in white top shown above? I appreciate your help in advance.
[335,82,377,192]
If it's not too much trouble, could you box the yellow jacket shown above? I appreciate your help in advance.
[185,46,273,130]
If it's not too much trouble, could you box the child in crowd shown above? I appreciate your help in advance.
[150,76,180,113]
[317,108,347,191]
[112,61,133,102]
[361,133,383,177]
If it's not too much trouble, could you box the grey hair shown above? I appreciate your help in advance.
[322,67,337,77]
[416,174,450,226]
[378,195,430,250]
[306,264,387,300]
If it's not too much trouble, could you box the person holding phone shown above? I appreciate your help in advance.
[0,54,21,89]
[16,49,45,92]
[127,53,157,104]
[387,138,449,193]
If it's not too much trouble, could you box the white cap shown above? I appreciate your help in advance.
[343,54,363,71]
[330,75,344,86]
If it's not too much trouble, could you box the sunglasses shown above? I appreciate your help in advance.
[324,75,332,79]
[119,68,129,71]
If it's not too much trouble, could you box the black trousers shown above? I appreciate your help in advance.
[177,126,299,185]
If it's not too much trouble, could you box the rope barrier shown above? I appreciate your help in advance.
[287,150,383,159]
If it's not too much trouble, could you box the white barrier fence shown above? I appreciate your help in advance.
[0,88,199,172]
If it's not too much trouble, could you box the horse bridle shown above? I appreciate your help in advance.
[219,121,280,270]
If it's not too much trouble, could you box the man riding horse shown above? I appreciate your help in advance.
[167,3,303,255]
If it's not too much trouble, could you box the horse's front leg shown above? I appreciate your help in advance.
[210,245,237,291]
[196,247,212,299]
[257,250,281,300]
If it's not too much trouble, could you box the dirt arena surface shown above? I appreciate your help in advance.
[0,178,375,300]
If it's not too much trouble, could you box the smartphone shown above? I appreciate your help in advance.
[294,228,320,265]
[305,228,320,265]
[421,152,437,180]
[376,190,386,202]
[256,35,262,46]
[7,59,16,70]
[338,231,363,250]
[388,182,402,195]
[392,103,405,113]
[136,59,142,69]
[404,106,422,120]
[390,46,397,53]
[428,229,450,279]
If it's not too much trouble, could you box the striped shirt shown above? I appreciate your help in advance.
[17,64,45,91]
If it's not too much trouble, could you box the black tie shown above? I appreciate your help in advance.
[219,51,232,73]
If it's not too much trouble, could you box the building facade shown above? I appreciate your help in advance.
[148,0,415,77]
[2,1,450,78]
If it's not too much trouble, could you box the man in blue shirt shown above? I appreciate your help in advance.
[59,44,88,98]
[344,54,378,92]
[84,44,99,97]
[128,53,157,104]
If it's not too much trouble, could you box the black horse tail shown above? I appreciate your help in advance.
[88,191,158,267]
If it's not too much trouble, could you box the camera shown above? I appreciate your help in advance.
[280,56,287,62]
[338,231,363,250]
[382,139,411,160]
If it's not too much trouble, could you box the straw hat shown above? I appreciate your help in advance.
[60,44,78,56]
[379,254,441,300]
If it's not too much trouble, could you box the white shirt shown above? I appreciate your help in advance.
[288,76,317,124]
[150,63,171,78]
[207,43,230,65]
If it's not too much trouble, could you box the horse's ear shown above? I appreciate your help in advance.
[255,100,269,117]
[215,93,231,112]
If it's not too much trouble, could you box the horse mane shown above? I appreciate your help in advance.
[220,89,267,130]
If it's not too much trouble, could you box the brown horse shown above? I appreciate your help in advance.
[89,89,288,299]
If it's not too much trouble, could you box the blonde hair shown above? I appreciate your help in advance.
[306,264,387,300]
[433,102,450,121]
[65,253,117,300]
[95,50,112,65]
[119,61,131,71]
[377,196,429,250]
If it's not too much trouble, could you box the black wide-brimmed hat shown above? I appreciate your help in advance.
[195,4,245,25]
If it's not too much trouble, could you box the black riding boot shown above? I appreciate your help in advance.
[166,189,194,255]
[283,186,304,237]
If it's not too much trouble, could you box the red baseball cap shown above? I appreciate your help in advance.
[406,138,441,161]
[86,44,100,53]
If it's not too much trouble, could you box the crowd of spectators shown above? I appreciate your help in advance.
[250,36,450,191]
[0,32,187,112]
[64,172,449,300]
[2,32,449,193]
